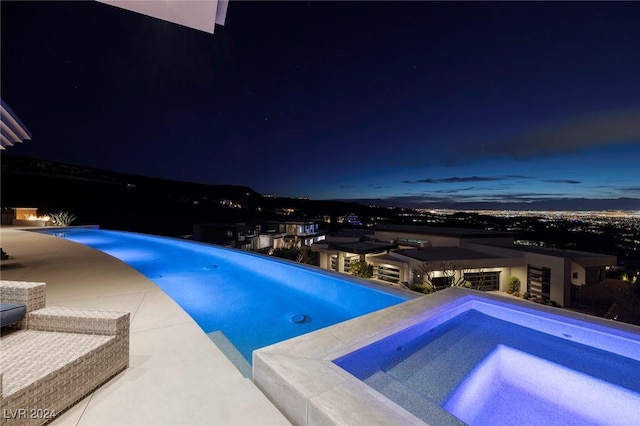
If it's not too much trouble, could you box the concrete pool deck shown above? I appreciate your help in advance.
[0,226,291,426]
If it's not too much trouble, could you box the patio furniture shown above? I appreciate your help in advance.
[0,303,26,328]
[0,280,130,426]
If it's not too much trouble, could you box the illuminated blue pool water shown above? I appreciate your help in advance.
[39,228,410,362]
[334,296,640,426]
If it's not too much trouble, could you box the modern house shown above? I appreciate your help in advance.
[311,224,616,307]
[254,219,325,251]
[193,219,326,251]
[192,222,258,250]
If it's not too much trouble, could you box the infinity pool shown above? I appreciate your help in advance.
[39,228,410,362]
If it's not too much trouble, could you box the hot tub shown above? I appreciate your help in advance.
[254,288,640,426]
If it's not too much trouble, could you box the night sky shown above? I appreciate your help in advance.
[2,1,639,210]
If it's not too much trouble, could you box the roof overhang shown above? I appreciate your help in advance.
[97,0,228,34]
[332,241,398,255]
[1,99,32,151]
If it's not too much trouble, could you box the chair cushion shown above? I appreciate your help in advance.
[0,303,26,327]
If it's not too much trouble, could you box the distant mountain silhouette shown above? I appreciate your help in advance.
[1,155,262,235]
[1,155,383,236]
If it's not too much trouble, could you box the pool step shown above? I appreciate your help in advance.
[207,331,252,378]
[365,371,464,426]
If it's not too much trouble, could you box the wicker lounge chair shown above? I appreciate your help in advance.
[0,281,130,426]
[0,303,26,327]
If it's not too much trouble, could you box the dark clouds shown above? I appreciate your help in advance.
[402,175,538,185]
[402,176,508,184]
[470,110,640,160]
[545,179,582,184]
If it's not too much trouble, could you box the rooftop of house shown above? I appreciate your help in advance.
[374,224,515,239]
[509,244,617,260]
[331,241,398,254]
[395,246,505,262]
[326,228,375,240]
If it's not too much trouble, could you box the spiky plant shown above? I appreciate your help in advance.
[49,212,77,227]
